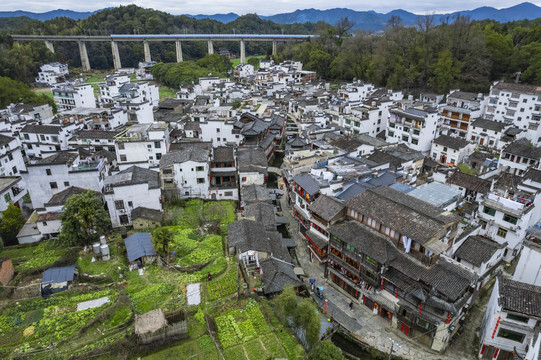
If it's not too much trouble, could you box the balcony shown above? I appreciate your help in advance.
[483,192,534,217]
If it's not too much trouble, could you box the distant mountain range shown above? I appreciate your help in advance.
[0,9,100,21]
[1,2,540,31]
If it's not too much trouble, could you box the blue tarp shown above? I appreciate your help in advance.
[124,232,156,262]
[42,265,76,285]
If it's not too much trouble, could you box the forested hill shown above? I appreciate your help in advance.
[0,5,541,95]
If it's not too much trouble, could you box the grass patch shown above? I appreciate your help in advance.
[0,243,38,266]
[224,345,248,360]
[230,55,266,68]
[159,86,177,100]
[108,305,131,328]
[17,241,66,270]
[205,264,238,302]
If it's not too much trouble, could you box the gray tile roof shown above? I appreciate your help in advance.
[228,220,290,262]
[243,202,276,230]
[260,257,301,295]
[33,152,78,166]
[346,187,459,245]
[499,277,541,317]
[237,148,268,174]
[454,236,505,267]
[75,130,119,140]
[503,138,541,159]
[446,171,491,194]
[308,195,344,222]
[241,184,272,205]
[493,82,541,95]
[21,124,62,135]
[470,118,507,132]
[292,173,320,195]
[159,148,209,168]
[124,232,156,262]
[213,146,234,163]
[45,186,95,207]
[42,265,76,285]
[0,134,15,147]
[433,135,470,150]
[105,166,159,189]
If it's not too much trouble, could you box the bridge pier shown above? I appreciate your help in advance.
[207,40,214,55]
[143,40,151,62]
[111,41,121,70]
[78,41,90,72]
[272,41,277,56]
[240,40,246,64]
[175,40,183,62]
[44,40,54,53]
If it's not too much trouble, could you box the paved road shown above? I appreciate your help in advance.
[278,191,476,360]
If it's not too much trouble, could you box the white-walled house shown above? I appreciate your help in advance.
[159,147,210,200]
[98,74,130,105]
[36,186,92,238]
[210,146,238,200]
[513,240,541,286]
[0,134,26,176]
[467,118,510,150]
[199,119,242,146]
[115,123,169,167]
[0,176,26,212]
[478,277,541,360]
[387,105,440,154]
[237,147,268,187]
[52,84,96,111]
[19,124,71,160]
[498,138,541,176]
[486,82,541,145]
[104,166,162,227]
[35,62,69,85]
[478,190,541,262]
[431,135,475,166]
[439,91,487,138]
[22,152,107,209]
[453,235,506,281]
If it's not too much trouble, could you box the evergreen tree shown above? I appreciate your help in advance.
[0,204,25,246]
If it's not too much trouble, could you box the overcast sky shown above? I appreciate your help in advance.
[1,0,539,16]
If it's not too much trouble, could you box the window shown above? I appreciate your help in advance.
[128,201,133,208]
[497,328,525,343]
[3,193,10,203]
[154,141,161,148]
[156,153,162,160]
[118,143,125,150]
[483,206,496,216]
[23,134,29,140]
[27,144,33,150]
[42,221,47,226]
[332,236,341,244]
[443,147,448,152]
[346,243,355,252]
[497,227,508,238]
[450,158,455,164]
[7,154,13,161]
[46,169,52,176]
[40,135,46,141]
[411,139,418,145]
[196,166,205,171]
[402,135,408,141]
[163,169,172,174]
[64,181,70,187]
[216,128,220,133]
[12,166,17,174]
[503,214,518,225]
[115,200,125,210]
[197,178,205,184]
[120,155,127,162]
[387,131,394,137]
[225,191,233,196]
[480,220,487,230]
[507,314,529,323]
[365,255,377,266]
[50,182,57,189]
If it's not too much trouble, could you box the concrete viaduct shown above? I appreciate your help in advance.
[11,34,316,72]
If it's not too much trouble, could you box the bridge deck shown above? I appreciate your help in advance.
[11,34,316,42]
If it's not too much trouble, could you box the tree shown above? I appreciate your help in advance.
[58,191,110,246]
[429,49,461,93]
[293,298,321,349]
[153,227,173,258]
[247,57,260,68]
[335,17,355,45]
[276,286,297,322]
[308,340,346,360]
[0,204,25,246]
